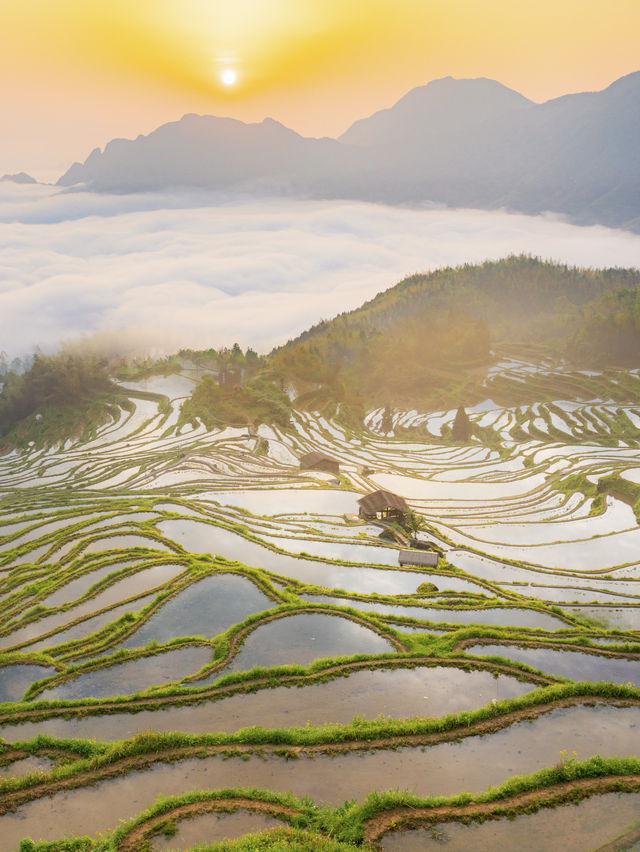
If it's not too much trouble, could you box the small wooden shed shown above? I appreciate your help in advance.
[398,549,438,567]
[358,489,409,521]
[299,451,340,476]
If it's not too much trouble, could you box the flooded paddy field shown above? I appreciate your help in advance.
[465,642,640,683]
[0,664,533,742]
[151,811,283,850]
[1,364,640,850]
[3,708,640,849]
[381,791,640,852]
[1,704,638,849]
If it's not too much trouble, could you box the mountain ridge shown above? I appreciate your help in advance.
[55,73,640,231]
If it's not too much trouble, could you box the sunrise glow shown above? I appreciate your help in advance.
[221,68,238,86]
[1,0,639,174]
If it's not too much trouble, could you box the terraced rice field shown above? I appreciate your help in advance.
[1,362,640,851]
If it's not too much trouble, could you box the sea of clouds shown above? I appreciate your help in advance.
[2,182,640,359]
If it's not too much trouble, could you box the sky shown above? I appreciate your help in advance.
[2,0,640,179]
[2,184,640,360]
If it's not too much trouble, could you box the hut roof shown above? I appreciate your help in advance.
[399,549,439,567]
[358,489,409,515]
[299,451,339,468]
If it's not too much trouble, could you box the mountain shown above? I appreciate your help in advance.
[336,73,640,226]
[1,172,37,184]
[57,114,348,193]
[56,73,640,231]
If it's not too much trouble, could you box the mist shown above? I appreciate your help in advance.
[2,183,640,360]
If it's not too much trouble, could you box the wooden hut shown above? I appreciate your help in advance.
[358,489,409,521]
[299,451,340,476]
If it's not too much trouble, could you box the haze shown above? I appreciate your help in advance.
[2,183,640,359]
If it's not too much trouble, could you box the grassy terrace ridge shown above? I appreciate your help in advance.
[7,603,636,706]
[0,653,554,726]
[9,759,640,851]
[6,598,631,710]
[1,681,639,806]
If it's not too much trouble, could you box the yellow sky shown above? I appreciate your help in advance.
[2,0,639,177]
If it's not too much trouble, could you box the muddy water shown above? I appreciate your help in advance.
[2,705,638,849]
[151,811,282,850]
[466,643,640,684]
[0,664,55,703]
[37,645,213,700]
[381,792,640,851]
[0,666,533,742]
[119,574,274,649]
[0,755,54,778]
[208,613,395,677]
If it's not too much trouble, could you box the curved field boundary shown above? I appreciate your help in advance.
[456,636,640,662]
[593,820,640,852]
[20,604,408,699]
[52,563,281,662]
[364,774,640,844]
[0,654,553,726]
[116,797,296,852]
[181,605,409,683]
[2,562,281,667]
[2,694,639,813]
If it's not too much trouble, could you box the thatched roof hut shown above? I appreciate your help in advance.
[358,489,409,520]
[299,451,340,475]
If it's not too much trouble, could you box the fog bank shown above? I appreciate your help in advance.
[2,185,640,358]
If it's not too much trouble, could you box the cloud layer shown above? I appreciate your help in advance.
[2,184,640,359]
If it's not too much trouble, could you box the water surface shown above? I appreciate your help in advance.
[0,664,55,703]
[119,573,274,649]
[212,612,395,677]
[466,643,640,683]
[38,645,213,700]
[381,792,640,852]
[151,811,282,850]
[0,665,532,741]
[3,705,638,849]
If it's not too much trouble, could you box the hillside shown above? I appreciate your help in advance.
[267,256,640,414]
[5,258,640,441]
[0,353,127,448]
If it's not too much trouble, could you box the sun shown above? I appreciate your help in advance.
[221,68,237,86]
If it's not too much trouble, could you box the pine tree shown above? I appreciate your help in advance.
[451,406,472,441]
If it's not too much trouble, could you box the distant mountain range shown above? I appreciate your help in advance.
[57,73,640,231]
[1,172,37,184]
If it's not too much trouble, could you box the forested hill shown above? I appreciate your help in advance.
[5,257,640,443]
[0,353,125,448]
[268,256,640,413]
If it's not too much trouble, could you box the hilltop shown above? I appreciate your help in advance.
[267,256,640,414]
